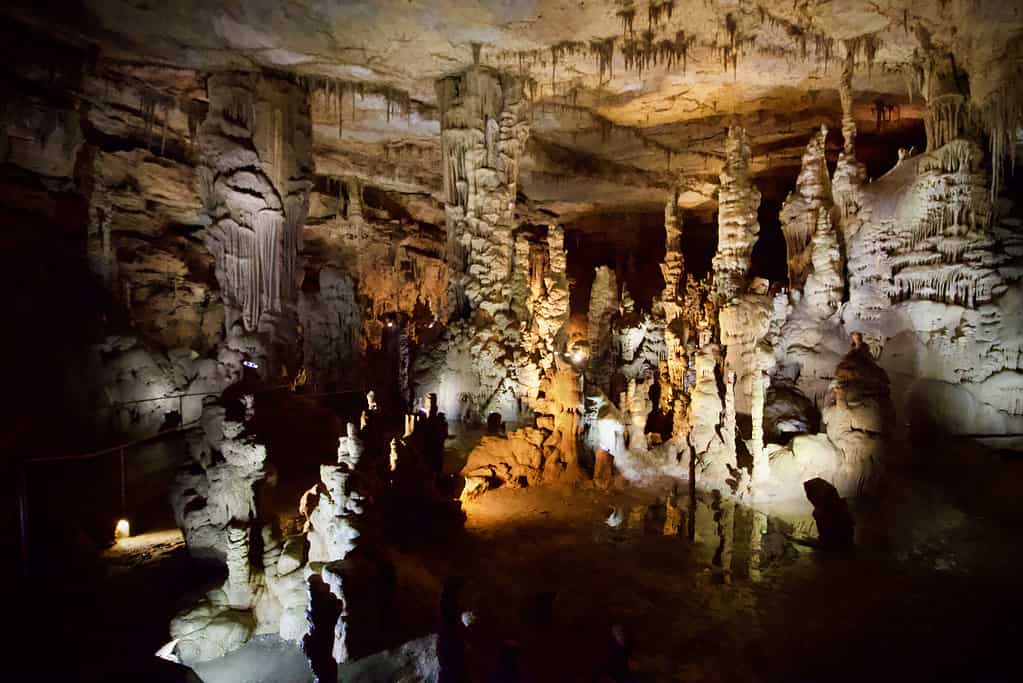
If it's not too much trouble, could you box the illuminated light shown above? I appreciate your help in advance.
[242,360,259,369]
[571,349,586,364]
[115,518,131,540]
[429,321,436,328]
[155,640,180,663]
[386,320,395,328]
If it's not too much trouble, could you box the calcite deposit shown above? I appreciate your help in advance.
[6,0,1023,677]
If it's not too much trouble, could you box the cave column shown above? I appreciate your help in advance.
[833,51,868,222]
[197,72,314,377]
[711,127,761,304]
[436,66,530,321]
[433,66,530,421]
[779,126,830,293]
[659,191,689,411]
[724,371,737,467]
[751,345,772,485]
[586,266,619,391]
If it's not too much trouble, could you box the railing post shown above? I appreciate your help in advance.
[120,447,126,516]
[18,462,30,577]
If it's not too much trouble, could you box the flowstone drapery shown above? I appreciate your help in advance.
[198,72,313,377]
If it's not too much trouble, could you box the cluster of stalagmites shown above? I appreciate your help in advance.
[778,124,843,317]
[168,391,452,676]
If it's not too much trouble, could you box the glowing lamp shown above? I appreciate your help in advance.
[115,518,131,540]
[386,320,395,328]
[571,349,586,364]
[242,360,259,369]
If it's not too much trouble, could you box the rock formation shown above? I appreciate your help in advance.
[586,265,619,391]
[779,125,833,294]
[712,127,761,304]
[172,397,271,561]
[198,72,314,378]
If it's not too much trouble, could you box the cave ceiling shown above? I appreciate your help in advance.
[12,0,1021,223]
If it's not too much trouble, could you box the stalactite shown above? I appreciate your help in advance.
[845,33,882,76]
[925,93,966,151]
[617,7,636,36]
[648,0,675,29]
[589,37,616,83]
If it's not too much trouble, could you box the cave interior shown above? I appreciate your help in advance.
[3,1,1023,681]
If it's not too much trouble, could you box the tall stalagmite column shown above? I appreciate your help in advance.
[712,127,761,303]
[433,66,530,421]
[723,371,737,466]
[587,266,619,392]
[833,52,867,221]
[779,125,831,292]
[198,72,313,376]
[750,345,772,484]
[534,225,570,372]
[436,67,530,320]
[659,192,688,403]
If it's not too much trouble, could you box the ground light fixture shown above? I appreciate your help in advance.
[115,518,131,540]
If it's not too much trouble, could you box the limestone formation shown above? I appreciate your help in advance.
[779,125,832,293]
[427,66,534,423]
[171,398,271,561]
[586,266,619,391]
[198,72,313,378]
[8,6,1023,677]
[822,334,895,496]
[712,127,761,304]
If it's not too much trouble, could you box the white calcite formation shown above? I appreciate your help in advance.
[306,424,368,563]
[428,66,532,423]
[837,107,1023,436]
[712,127,761,304]
[764,335,894,500]
[779,125,834,294]
[832,50,868,223]
[823,336,896,496]
[169,397,317,663]
[686,345,730,487]
[198,72,313,377]
[171,398,271,561]
[718,294,773,415]
[170,418,387,667]
[656,193,687,416]
[804,208,844,319]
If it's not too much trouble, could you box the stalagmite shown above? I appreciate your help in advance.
[750,351,771,485]
[587,266,619,392]
[428,65,531,422]
[723,371,737,466]
[712,127,761,303]
[658,192,688,415]
[804,209,845,317]
[779,125,831,292]
[833,50,867,223]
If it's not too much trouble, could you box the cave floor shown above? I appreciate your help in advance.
[18,426,1023,683]
[434,476,1023,683]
